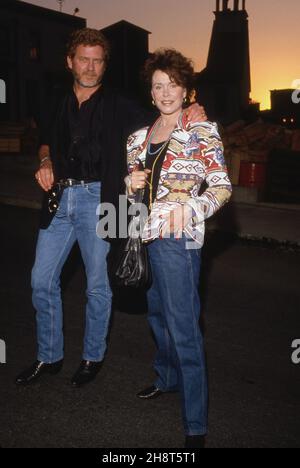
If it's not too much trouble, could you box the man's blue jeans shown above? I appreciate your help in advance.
[31,182,112,363]
[147,236,208,436]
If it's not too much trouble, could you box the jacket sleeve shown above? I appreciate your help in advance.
[186,122,232,221]
[125,128,149,202]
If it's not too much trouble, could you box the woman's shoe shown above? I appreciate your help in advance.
[136,385,163,399]
[184,435,205,448]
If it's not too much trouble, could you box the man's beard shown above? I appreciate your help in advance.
[73,72,102,88]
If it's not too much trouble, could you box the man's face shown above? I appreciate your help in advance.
[67,44,106,88]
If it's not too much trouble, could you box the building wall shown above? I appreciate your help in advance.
[101,21,150,101]
[197,5,251,125]
[0,1,86,123]
[271,90,300,127]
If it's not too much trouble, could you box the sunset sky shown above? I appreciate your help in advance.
[23,0,300,109]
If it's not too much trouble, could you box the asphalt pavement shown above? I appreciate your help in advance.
[0,204,299,448]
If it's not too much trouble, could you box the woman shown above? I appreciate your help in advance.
[126,49,232,448]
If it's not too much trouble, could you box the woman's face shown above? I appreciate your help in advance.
[151,70,187,116]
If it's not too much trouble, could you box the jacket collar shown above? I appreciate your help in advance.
[141,111,186,152]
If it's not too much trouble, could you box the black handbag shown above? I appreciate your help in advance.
[115,189,152,289]
[47,184,64,214]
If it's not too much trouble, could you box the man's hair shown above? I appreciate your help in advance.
[66,28,110,62]
[143,48,195,102]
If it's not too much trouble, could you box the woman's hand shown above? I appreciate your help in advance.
[131,169,151,193]
[160,204,192,238]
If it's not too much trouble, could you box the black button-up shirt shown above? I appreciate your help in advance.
[62,86,104,181]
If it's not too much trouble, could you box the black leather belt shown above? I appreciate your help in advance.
[58,179,98,187]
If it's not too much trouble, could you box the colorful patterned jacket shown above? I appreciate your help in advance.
[126,113,232,246]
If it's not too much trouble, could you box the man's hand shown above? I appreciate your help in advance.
[184,103,207,124]
[35,145,54,191]
[35,159,54,192]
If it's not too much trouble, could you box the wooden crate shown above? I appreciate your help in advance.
[0,137,21,153]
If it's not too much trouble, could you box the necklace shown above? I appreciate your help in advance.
[146,142,169,212]
[145,117,177,210]
[147,140,167,156]
[147,118,172,156]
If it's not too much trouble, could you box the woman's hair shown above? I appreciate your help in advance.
[66,28,110,63]
[143,48,196,102]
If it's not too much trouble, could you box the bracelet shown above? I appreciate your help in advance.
[40,156,51,166]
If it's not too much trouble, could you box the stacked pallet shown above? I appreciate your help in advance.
[222,119,294,185]
[0,137,21,153]
[0,122,25,154]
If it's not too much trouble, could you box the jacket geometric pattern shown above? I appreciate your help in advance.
[126,113,232,246]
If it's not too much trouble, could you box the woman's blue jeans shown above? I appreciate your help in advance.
[31,182,112,363]
[147,236,208,436]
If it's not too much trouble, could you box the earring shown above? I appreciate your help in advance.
[183,97,188,104]
[152,100,156,106]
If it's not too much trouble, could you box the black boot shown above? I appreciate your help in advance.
[71,360,102,387]
[15,360,63,386]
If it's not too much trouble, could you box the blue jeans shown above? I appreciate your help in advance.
[147,236,208,436]
[31,182,112,363]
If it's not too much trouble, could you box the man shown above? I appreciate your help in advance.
[15,28,207,388]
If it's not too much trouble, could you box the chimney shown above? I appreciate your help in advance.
[199,0,251,123]
[216,0,220,12]
[243,0,246,10]
[222,0,229,11]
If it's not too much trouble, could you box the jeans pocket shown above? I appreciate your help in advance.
[85,183,101,198]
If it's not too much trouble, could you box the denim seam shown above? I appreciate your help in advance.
[101,259,112,360]
[150,244,176,392]
[83,243,112,362]
[96,260,111,361]
[180,248,195,432]
[187,248,207,434]
[158,275,172,390]
[160,245,178,392]
[47,225,75,363]
[164,325,172,390]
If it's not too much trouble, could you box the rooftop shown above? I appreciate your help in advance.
[101,20,151,35]
[0,0,86,26]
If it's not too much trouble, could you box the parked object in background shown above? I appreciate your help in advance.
[239,161,267,189]
[222,118,300,188]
